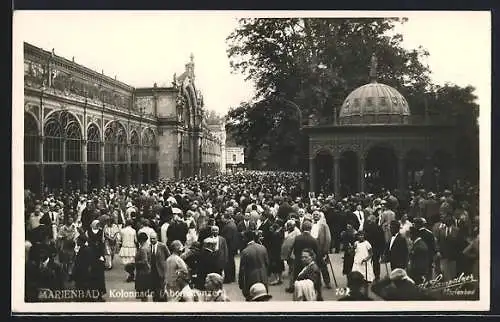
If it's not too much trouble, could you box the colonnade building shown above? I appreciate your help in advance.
[23,42,224,194]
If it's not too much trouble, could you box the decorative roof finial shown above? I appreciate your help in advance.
[370,53,378,83]
[190,53,194,63]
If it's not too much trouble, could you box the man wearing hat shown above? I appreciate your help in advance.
[247,282,272,302]
[238,230,270,300]
[379,200,396,243]
[413,217,436,280]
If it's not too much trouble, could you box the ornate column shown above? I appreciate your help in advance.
[397,153,406,193]
[359,154,366,193]
[82,139,88,193]
[138,140,143,185]
[39,136,45,193]
[333,155,340,198]
[62,138,67,191]
[309,156,316,193]
[177,131,183,179]
[126,143,132,186]
[99,141,105,187]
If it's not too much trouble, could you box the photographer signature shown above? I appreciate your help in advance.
[417,273,478,291]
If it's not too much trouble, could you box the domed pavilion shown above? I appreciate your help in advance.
[304,54,459,196]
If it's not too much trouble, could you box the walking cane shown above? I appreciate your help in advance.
[326,254,338,288]
[365,261,369,293]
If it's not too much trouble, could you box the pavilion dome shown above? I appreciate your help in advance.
[338,54,411,125]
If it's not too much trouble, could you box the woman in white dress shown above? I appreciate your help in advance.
[352,231,375,283]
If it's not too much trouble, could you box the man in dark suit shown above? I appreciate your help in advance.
[238,230,270,300]
[363,214,386,281]
[237,212,252,251]
[383,220,409,270]
[221,214,239,283]
[435,215,460,281]
[408,227,430,284]
[26,243,64,302]
[149,231,170,301]
[286,220,320,293]
[413,217,436,280]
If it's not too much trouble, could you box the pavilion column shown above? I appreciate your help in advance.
[333,155,340,198]
[177,131,183,180]
[397,154,406,193]
[82,140,88,193]
[309,155,316,193]
[62,138,67,191]
[138,146,144,185]
[99,142,105,187]
[39,136,45,193]
[126,144,132,186]
[359,155,366,193]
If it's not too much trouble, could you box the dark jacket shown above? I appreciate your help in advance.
[363,222,386,255]
[238,241,269,299]
[221,219,240,255]
[150,242,170,280]
[296,261,323,301]
[409,238,430,282]
[291,232,320,262]
[167,220,188,245]
[385,233,409,270]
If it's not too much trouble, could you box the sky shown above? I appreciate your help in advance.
[14,11,490,116]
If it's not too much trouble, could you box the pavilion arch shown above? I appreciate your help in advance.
[405,148,426,189]
[365,145,398,193]
[340,150,358,196]
[314,148,334,194]
[44,109,83,138]
[104,120,128,142]
[24,112,40,162]
[24,112,41,193]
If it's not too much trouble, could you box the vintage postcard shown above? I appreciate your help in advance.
[12,10,490,313]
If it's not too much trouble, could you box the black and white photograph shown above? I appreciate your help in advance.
[12,10,490,312]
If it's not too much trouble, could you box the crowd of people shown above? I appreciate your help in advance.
[24,171,480,302]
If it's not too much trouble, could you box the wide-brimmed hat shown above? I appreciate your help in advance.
[248,283,272,301]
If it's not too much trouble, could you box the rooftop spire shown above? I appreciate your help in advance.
[369,53,378,83]
[190,53,194,63]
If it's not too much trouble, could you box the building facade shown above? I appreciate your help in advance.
[304,55,459,196]
[23,42,224,194]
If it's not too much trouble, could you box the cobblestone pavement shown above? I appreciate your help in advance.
[103,252,389,302]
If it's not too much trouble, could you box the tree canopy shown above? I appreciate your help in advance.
[225,18,479,181]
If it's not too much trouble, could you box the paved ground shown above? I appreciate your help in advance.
[103,252,389,302]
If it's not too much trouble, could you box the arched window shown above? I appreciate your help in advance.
[87,124,100,162]
[44,118,63,162]
[130,130,140,162]
[104,126,115,162]
[24,112,39,162]
[65,119,82,162]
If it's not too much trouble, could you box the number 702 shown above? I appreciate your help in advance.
[335,287,351,296]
